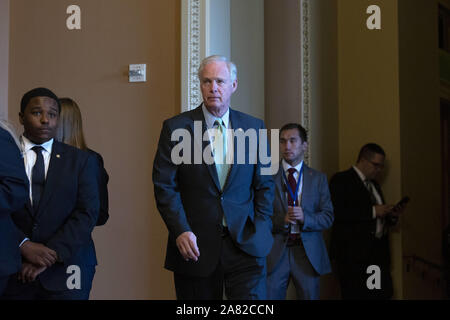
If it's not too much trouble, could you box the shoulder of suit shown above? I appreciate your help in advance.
[86,148,104,163]
[230,108,264,127]
[330,167,354,181]
[54,141,90,158]
[163,107,201,128]
[303,165,327,179]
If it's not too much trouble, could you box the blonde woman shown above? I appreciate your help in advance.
[57,98,109,226]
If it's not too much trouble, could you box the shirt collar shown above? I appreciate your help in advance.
[202,103,230,129]
[282,159,303,174]
[352,165,367,182]
[21,135,54,154]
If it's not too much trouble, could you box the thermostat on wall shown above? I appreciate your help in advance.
[129,64,146,82]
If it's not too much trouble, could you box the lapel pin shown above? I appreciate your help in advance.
[56,154,61,158]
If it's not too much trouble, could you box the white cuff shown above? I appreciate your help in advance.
[19,238,29,248]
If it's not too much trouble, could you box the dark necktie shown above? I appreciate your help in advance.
[32,146,45,209]
[287,168,300,242]
[365,179,377,205]
[287,168,297,206]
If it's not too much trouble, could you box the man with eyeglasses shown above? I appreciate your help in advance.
[329,143,403,299]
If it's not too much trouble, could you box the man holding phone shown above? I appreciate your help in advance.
[329,143,407,299]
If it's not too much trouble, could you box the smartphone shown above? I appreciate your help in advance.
[393,196,410,211]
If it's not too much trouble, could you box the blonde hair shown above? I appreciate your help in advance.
[0,119,21,149]
[56,98,87,150]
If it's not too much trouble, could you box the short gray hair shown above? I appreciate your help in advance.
[197,55,237,82]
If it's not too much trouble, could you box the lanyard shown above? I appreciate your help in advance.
[282,165,304,207]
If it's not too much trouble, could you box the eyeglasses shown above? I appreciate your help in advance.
[368,160,384,170]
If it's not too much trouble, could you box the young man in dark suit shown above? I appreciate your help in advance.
[1,88,99,300]
[0,123,29,295]
[153,55,274,299]
[266,123,334,300]
[330,143,404,299]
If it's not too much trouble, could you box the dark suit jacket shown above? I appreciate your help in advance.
[329,167,396,265]
[0,128,29,278]
[153,105,275,277]
[267,163,334,275]
[11,141,99,291]
[87,149,109,226]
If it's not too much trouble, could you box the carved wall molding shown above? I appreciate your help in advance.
[300,0,311,164]
[181,0,204,111]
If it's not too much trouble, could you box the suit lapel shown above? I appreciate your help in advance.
[349,167,374,205]
[190,105,221,191]
[372,180,385,204]
[299,164,312,206]
[35,141,65,218]
[275,163,288,212]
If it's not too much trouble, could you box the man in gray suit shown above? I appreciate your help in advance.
[266,123,334,299]
[153,55,274,300]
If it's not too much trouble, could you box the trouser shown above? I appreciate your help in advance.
[1,267,95,300]
[337,238,393,300]
[174,230,267,300]
[267,241,320,300]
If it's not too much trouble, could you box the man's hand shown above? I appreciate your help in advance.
[17,262,47,283]
[176,232,200,262]
[20,241,57,267]
[374,204,394,218]
[285,206,304,224]
[389,202,408,218]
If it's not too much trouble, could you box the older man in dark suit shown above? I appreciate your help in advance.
[153,55,274,300]
[2,88,99,300]
[266,123,334,300]
[0,122,29,295]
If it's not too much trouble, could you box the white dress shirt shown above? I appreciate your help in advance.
[282,159,304,234]
[19,136,54,247]
[21,135,53,203]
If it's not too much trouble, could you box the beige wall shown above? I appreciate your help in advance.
[8,0,180,299]
[398,0,443,299]
[264,0,302,131]
[230,0,265,120]
[337,0,403,298]
[0,0,9,118]
[309,0,340,299]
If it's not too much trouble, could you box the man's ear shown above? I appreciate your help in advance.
[302,141,309,152]
[18,112,24,125]
[231,79,238,93]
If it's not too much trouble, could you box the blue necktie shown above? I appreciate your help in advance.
[32,146,45,209]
